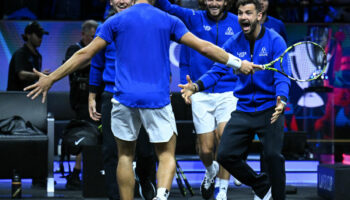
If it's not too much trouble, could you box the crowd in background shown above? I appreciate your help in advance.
[1,0,350,22]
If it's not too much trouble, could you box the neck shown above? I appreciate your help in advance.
[135,0,150,4]
[25,42,37,55]
[247,24,261,41]
[209,12,224,22]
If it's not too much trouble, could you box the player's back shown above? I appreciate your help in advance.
[97,3,188,108]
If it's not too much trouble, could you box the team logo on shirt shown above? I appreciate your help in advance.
[259,47,268,57]
[237,51,247,58]
[225,27,234,35]
[203,25,211,31]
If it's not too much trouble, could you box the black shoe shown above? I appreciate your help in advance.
[139,179,156,200]
[65,173,81,190]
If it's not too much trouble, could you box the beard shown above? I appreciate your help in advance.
[246,18,259,35]
[206,6,225,18]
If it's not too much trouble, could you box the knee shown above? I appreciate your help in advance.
[199,143,214,156]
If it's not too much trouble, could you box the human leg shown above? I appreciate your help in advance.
[110,98,142,200]
[214,122,231,200]
[216,111,270,198]
[139,103,178,200]
[116,138,137,200]
[136,126,156,200]
[214,92,239,199]
[101,91,119,200]
[191,93,219,199]
[257,108,286,200]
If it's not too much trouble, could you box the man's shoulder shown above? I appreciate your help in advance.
[267,16,284,26]
[12,46,29,58]
[227,12,238,19]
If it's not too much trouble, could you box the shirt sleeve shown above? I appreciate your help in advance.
[196,37,235,91]
[155,0,195,26]
[170,15,189,42]
[97,17,115,44]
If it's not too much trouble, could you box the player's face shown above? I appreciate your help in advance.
[110,0,133,13]
[82,27,96,46]
[238,4,262,35]
[28,33,42,47]
[259,0,269,13]
[205,0,227,18]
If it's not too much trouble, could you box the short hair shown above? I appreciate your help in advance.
[81,20,98,33]
[235,0,262,12]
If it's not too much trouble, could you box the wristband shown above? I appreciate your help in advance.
[226,53,242,70]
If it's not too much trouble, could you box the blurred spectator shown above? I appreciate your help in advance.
[7,21,50,91]
[64,19,99,190]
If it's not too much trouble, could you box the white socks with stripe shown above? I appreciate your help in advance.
[156,188,169,200]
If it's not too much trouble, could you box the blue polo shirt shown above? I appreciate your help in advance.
[97,3,188,108]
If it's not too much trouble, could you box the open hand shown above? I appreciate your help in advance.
[178,75,195,104]
[24,68,53,103]
[271,96,285,124]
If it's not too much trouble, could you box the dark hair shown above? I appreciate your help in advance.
[235,0,262,12]
[82,20,98,33]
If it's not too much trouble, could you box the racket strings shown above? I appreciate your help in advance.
[288,42,326,81]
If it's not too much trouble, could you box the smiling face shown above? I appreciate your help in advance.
[110,0,133,13]
[205,0,227,20]
[238,3,262,36]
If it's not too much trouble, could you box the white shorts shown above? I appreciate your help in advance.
[111,98,177,143]
[191,91,237,134]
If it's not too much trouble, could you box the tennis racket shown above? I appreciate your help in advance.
[175,166,186,196]
[262,41,327,82]
[176,161,194,196]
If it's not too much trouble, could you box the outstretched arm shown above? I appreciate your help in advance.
[24,37,108,103]
[179,32,262,74]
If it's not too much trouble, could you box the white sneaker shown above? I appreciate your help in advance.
[254,187,272,200]
[215,190,227,200]
[234,178,242,186]
[254,194,260,200]
[200,161,219,199]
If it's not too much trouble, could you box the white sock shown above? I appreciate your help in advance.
[156,188,169,200]
[220,179,229,192]
[215,177,221,188]
[206,162,216,176]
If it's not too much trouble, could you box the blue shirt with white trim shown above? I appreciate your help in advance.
[156,0,241,93]
[97,3,188,108]
[198,27,291,112]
